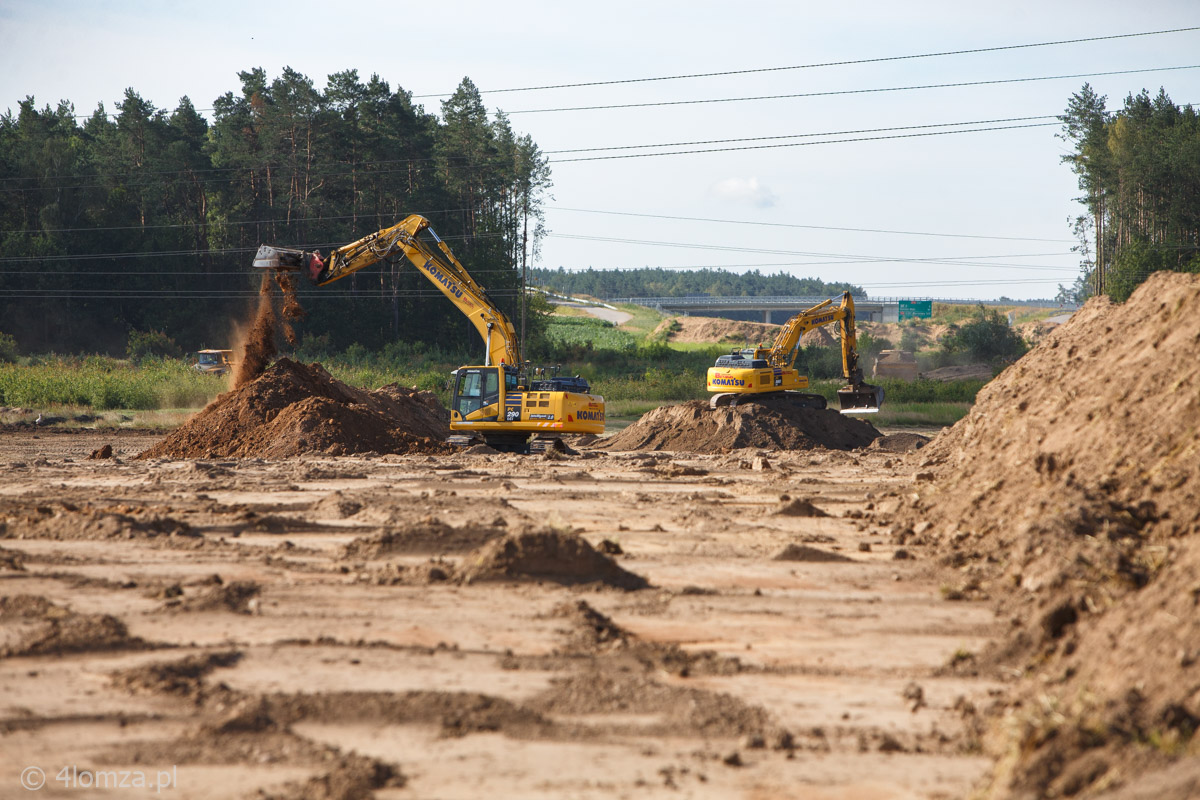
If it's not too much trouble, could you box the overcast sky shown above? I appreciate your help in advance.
[3,0,1199,300]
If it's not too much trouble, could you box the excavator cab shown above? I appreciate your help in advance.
[451,366,512,421]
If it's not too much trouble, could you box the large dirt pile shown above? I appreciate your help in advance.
[139,358,450,459]
[894,272,1200,798]
[653,316,781,344]
[600,398,880,452]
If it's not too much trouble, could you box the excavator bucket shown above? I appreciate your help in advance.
[837,382,884,414]
[252,245,304,271]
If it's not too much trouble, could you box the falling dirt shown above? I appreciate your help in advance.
[138,358,450,459]
[600,397,880,453]
[232,272,280,389]
[895,271,1200,799]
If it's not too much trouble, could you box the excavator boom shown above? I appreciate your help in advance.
[254,216,519,368]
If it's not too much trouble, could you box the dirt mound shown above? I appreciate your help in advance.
[599,399,880,453]
[773,497,830,517]
[113,651,243,699]
[458,529,649,590]
[894,272,1200,797]
[340,519,507,558]
[655,316,781,344]
[868,432,929,453]
[174,581,262,613]
[2,505,197,542]
[138,358,450,459]
[921,363,994,382]
[772,543,853,562]
[1,596,150,657]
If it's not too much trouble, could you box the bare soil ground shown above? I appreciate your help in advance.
[4,274,1192,799]
[0,427,999,799]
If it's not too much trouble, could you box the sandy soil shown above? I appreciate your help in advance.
[0,427,999,799]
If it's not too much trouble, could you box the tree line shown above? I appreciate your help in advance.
[532,266,862,300]
[0,69,549,357]
[1059,84,1200,301]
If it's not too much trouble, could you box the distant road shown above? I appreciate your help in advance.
[550,299,633,325]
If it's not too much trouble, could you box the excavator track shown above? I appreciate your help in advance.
[709,392,828,410]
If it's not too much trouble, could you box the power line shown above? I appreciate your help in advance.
[549,207,1076,243]
[549,122,1059,162]
[543,115,1059,154]
[546,233,1077,272]
[412,27,1200,97]
[511,64,1200,115]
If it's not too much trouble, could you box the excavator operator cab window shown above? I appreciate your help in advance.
[453,368,500,418]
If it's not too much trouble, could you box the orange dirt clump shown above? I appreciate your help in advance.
[598,398,880,453]
[138,358,450,459]
[894,271,1200,798]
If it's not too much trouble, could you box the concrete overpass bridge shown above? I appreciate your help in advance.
[603,296,1066,324]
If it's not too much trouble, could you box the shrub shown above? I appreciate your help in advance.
[940,306,1027,364]
[127,329,182,363]
[0,332,18,363]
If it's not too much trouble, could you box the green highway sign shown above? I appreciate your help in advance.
[898,300,932,320]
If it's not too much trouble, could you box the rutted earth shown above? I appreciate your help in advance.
[0,427,997,799]
[3,271,1198,798]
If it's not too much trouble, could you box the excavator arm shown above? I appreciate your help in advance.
[253,215,520,368]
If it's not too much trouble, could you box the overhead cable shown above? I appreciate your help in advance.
[413,27,1200,97]
[511,64,1200,115]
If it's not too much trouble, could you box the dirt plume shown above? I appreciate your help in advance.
[895,272,1200,797]
[598,398,880,453]
[458,529,650,590]
[233,273,279,389]
[138,358,450,459]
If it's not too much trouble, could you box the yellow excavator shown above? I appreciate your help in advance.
[252,215,605,452]
[705,292,884,413]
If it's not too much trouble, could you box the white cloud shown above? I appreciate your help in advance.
[709,177,778,208]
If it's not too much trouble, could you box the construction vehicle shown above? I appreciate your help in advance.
[251,215,604,452]
[193,349,234,375]
[705,292,884,413]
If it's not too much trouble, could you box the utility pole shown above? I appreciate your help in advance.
[520,188,529,352]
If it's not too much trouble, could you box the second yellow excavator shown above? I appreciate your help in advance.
[252,215,604,452]
[705,292,884,413]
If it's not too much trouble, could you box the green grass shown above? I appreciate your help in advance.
[873,401,972,428]
[612,303,669,338]
[0,357,225,410]
[544,316,639,351]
